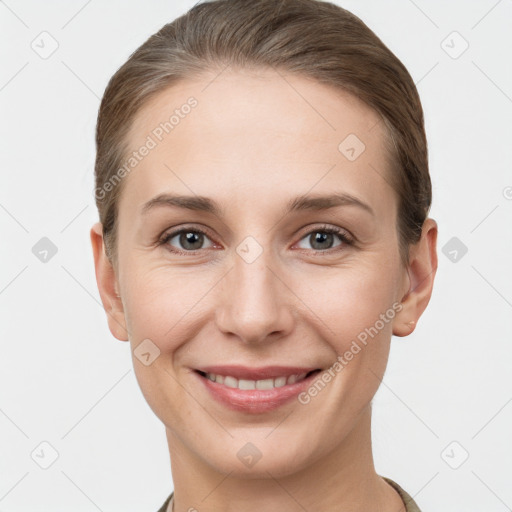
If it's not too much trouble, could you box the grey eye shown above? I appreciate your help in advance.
[165,230,214,251]
[296,229,345,251]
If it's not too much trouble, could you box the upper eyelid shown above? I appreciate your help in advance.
[294,226,354,248]
[160,224,215,242]
[160,224,353,250]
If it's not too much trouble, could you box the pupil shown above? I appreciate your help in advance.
[177,231,334,251]
[181,231,202,250]
[312,232,332,250]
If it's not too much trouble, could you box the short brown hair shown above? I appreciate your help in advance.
[94,0,431,267]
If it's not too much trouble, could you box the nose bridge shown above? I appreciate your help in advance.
[215,233,293,344]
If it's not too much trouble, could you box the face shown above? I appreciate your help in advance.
[97,67,420,477]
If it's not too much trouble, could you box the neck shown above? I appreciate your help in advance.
[165,405,405,512]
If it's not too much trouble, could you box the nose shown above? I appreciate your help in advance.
[215,242,295,345]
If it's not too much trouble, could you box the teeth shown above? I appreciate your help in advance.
[238,379,255,390]
[256,378,274,390]
[274,376,287,388]
[204,372,309,389]
[224,376,238,388]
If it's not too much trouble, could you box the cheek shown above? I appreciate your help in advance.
[121,250,401,351]
[311,261,400,373]
[121,267,202,421]
[317,261,398,325]
[121,264,218,350]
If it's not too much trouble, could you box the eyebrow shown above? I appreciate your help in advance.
[141,192,374,218]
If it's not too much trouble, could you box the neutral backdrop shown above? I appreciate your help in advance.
[1,0,511,511]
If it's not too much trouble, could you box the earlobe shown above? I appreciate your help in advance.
[90,222,129,342]
[393,218,438,338]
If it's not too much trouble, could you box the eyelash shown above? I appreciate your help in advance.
[157,224,354,256]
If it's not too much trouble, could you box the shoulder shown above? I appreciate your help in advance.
[382,476,422,512]
[156,492,173,512]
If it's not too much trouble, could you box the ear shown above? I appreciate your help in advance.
[393,218,438,337]
[90,222,129,341]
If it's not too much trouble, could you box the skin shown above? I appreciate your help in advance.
[91,66,437,512]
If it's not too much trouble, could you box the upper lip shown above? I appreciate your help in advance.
[195,365,321,380]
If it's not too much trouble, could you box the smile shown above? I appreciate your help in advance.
[193,366,323,413]
[201,371,316,390]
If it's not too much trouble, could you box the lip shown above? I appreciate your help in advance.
[195,365,319,380]
[193,365,322,414]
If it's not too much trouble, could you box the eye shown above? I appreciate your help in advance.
[159,227,215,254]
[295,225,353,253]
[158,224,353,255]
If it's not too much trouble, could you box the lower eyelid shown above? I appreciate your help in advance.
[295,230,351,250]
[160,227,352,253]
[161,229,214,250]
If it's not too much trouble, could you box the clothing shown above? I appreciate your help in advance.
[156,476,421,512]
[157,492,172,512]
[382,477,422,512]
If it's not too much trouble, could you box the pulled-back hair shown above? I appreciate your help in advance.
[94,0,431,267]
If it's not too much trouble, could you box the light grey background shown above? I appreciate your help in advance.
[1,0,511,510]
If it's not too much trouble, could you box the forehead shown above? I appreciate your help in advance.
[120,67,395,218]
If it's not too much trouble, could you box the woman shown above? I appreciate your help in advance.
[90,0,437,510]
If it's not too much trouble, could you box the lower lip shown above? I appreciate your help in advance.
[194,370,321,414]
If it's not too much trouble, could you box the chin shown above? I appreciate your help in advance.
[192,433,318,480]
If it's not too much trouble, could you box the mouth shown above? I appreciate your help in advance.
[195,368,321,390]
[193,366,323,413]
